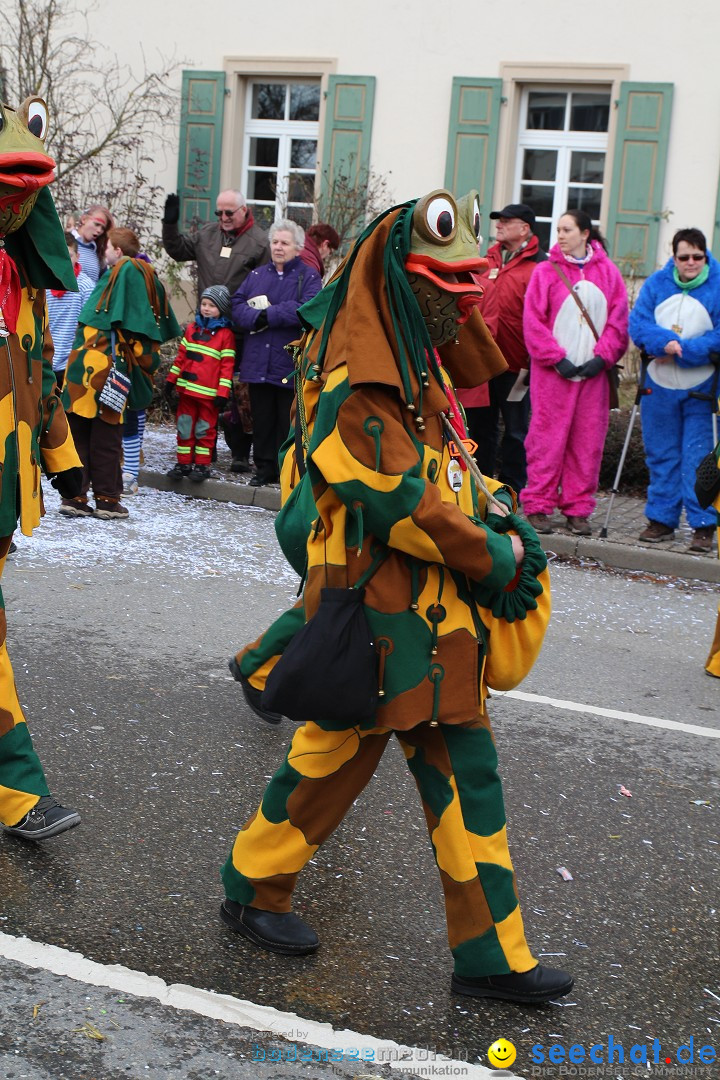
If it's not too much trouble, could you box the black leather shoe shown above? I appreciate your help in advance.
[249,473,267,487]
[228,658,284,724]
[220,900,319,955]
[451,964,573,1004]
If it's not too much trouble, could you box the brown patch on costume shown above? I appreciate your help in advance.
[286,737,387,846]
[249,872,299,913]
[337,387,424,474]
[439,869,495,950]
[0,707,14,738]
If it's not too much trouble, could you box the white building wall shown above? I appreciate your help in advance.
[75,0,720,262]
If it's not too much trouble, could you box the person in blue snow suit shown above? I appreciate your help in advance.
[629,227,720,553]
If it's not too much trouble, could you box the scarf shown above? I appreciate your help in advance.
[0,246,21,334]
[563,245,594,268]
[224,210,257,241]
[195,313,231,331]
[673,263,710,291]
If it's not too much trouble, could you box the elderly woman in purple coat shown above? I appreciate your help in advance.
[232,219,322,487]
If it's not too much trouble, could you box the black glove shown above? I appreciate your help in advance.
[50,466,83,500]
[163,380,177,400]
[576,355,606,379]
[163,194,180,225]
[254,310,268,331]
[215,396,228,409]
[554,358,577,380]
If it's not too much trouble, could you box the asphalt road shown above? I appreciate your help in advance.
[1,487,718,1079]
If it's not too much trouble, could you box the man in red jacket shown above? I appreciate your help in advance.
[473,203,546,493]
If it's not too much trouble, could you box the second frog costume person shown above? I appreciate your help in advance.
[222,190,572,1005]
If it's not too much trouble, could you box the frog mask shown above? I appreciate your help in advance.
[0,97,55,236]
[405,189,487,345]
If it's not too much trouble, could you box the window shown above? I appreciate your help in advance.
[514,87,611,250]
[243,79,321,229]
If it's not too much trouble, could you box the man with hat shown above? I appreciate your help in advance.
[471,203,547,494]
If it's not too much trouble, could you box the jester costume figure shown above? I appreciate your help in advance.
[221,190,573,1004]
[0,97,85,839]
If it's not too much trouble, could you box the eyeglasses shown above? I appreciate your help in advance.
[215,208,241,218]
[676,253,706,262]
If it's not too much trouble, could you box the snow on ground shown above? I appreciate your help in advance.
[13,483,296,586]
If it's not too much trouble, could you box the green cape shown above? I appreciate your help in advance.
[79,258,181,342]
[3,187,77,291]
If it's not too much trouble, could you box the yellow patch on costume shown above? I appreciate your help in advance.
[312,428,404,493]
[0,783,39,829]
[287,723,362,778]
[230,804,317,877]
[432,777,478,883]
[387,516,444,564]
[467,823,514,872]
[16,421,41,536]
[14,290,37,346]
[0,395,14,464]
[493,904,537,973]
[72,346,111,417]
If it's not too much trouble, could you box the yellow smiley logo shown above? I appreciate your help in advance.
[487,1039,517,1069]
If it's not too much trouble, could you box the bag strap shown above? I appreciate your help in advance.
[550,260,600,342]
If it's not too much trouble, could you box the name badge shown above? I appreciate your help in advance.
[220,246,232,258]
[447,459,463,492]
[488,268,499,280]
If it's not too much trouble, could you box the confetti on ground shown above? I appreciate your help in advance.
[73,1022,106,1041]
[619,785,632,797]
[556,865,573,881]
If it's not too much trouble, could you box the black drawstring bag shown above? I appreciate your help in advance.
[262,586,378,727]
[695,447,720,509]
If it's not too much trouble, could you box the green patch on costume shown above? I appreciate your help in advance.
[306,377,353,450]
[260,759,303,824]
[195,418,210,438]
[176,413,193,439]
[366,609,433,704]
[442,725,506,837]
[220,858,256,905]
[452,926,510,978]
[0,722,49,799]
[275,475,318,576]
[239,606,306,678]
[405,744,453,821]
[0,430,19,540]
[475,862,518,924]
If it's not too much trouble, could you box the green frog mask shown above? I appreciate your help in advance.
[0,97,55,236]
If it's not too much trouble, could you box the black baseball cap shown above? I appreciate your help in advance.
[489,203,536,228]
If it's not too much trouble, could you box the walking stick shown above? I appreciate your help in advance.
[599,352,651,539]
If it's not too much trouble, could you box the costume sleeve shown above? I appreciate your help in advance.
[309,384,518,592]
[166,333,188,386]
[628,274,679,357]
[231,271,263,332]
[38,309,82,475]
[161,222,196,262]
[478,278,500,339]
[218,328,235,398]
[266,268,322,329]
[522,267,566,366]
[595,264,629,365]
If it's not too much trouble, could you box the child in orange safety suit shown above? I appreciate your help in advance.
[165,285,235,482]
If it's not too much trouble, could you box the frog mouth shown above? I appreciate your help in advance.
[405,253,488,296]
[0,151,56,192]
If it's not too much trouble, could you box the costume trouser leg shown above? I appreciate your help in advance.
[122,409,145,480]
[0,536,50,827]
[557,376,609,518]
[235,602,306,690]
[521,369,578,515]
[221,719,536,977]
[68,413,123,502]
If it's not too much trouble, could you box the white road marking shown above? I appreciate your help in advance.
[498,689,720,739]
[0,931,509,1080]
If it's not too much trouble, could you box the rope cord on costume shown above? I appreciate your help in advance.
[95,258,169,320]
[440,414,504,514]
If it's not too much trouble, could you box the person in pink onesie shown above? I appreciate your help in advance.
[520,209,628,535]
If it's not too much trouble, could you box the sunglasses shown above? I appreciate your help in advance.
[676,253,706,262]
[215,208,241,218]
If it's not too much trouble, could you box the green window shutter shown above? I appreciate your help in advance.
[444,78,502,228]
[177,70,226,232]
[712,165,720,259]
[320,75,376,210]
[606,82,674,276]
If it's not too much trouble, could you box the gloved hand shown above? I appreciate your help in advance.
[215,396,228,409]
[50,466,83,500]
[163,194,180,225]
[554,358,577,380]
[254,310,268,330]
[576,355,606,379]
[163,382,177,409]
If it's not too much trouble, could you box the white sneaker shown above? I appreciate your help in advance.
[122,472,139,496]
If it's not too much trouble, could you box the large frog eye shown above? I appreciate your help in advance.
[426,196,456,240]
[18,97,49,140]
[473,196,481,239]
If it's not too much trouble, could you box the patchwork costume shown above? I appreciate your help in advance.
[62,258,180,509]
[521,240,628,520]
[166,316,234,469]
[629,254,720,532]
[0,99,84,835]
[222,192,572,1003]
